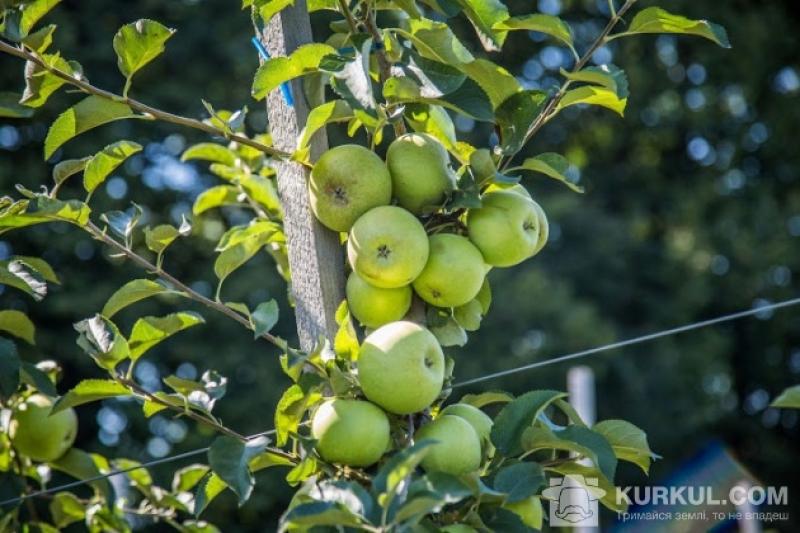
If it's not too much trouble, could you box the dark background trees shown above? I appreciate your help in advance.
[1,0,798,529]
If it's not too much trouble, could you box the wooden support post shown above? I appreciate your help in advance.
[261,2,345,350]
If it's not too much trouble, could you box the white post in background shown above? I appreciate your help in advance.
[734,480,762,533]
[568,366,599,533]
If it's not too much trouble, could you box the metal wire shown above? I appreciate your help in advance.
[2,296,799,508]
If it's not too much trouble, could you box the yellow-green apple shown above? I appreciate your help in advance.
[440,403,493,454]
[386,133,455,213]
[311,398,390,467]
[309,144,392,232]
[10,394,77,462]
[347,206,429,288]
[415,415,481,474]
[466,189,543,267]
[412,233,485,307]
[346,271,412,328]
[358,321,444,414]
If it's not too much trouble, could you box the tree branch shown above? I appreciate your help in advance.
[501,0,637,170]
[84,221,288,351]
[0,40,292,161]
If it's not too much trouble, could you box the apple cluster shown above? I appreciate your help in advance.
[306,134,548,472]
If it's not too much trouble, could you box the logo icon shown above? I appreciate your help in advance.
[541,475,605,527]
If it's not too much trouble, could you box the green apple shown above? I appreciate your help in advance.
[346,271,412,328]
[10,394,78,462]
[347,205,429,288]
[311,398,390,467]
[530,198,548,254]
[412,233,485,308]
[466,189,542,267]
[386,133,455,213]
[309,144,392,232]
[415,415,481,475]
[440,403,493,452]
[440,525,478,533]
[358,321,444,414]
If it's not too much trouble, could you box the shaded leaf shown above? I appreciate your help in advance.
[494,462,545,503]
[252,299,279,338]
[20,361,57,397]
[52,157,90,186]
[495,90,547,154]
[50,448,114,503]
[73,315,130,369]
[0,338,20,400]
[491,389,567,456]
[0,91,34,118]
[593,419,655,474]
[0,310,35,344]
[510,152,584,193]
[207,435,269,505]
[0,259,47,300]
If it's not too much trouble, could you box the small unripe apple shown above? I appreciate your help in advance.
[309,144,392,232]
[412,233,486,308]
[386,133,455,213]
[346,271,412,329]
[10,394,78,462]
[466,189,542,267]
[440,403,493,453]
[311,398,390,467]
[358,321,444,414]
[415,415,481,475]
[348,205,429,289]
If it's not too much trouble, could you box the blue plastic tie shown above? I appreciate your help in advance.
[251,36,294,107]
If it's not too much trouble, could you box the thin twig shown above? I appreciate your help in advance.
[500,0,637,170]
[0,40,292,161]
[85,221,288,351]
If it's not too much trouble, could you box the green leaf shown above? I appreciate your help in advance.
[44,95,135,159]
[73,315,130,369]
[51,379,129,414]
[274,384,322,446]
[83,140,141,194]
[172,464,210,492]
[181,143,238,166]
[0,338,20,401]
[491,389,567,456]
[558,85,627,116]
[194,471,228,517]
[102,279,175,318]
[252,43,335,100]
[0,92,34,118]
[372,440,436,510]
[282,501,365,528]
[557,425,617,479]
[144,221,189,255]
[250,449,294,472]
[0,197,90,234]
[545,462,625,512]
[52,157,90,186]
[256,0,295,23]
[405,103,457,150]
[20,361,57,397]
[49,492,85,528]
[621,7,731,48]
[50,448,114,503]
[100,204,142,239]
[494,462,545,503]
[193,185,240,215]
[456,0,509,51]
[495,90,547,154]
[493,14,573,48]
[297,100,353,153]
[19,0,61,35]
[252,299,279,338]
[771,385,800,409]
[214,227,273,286]
[207,435,269,505]
[21,54,80,108]
[430,316,468,347]
[396,19,474,66]
[460,59,521,110]
[560,64,629,99]
[21,23,56,53]
[0,310,35,344]
[593,419,656,474]
[113,19,175,91]
[510,152,584,193]
[460,390,513,408]
[129,312,205,360]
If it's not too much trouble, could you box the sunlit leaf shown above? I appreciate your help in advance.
[558,85,627,116]
[113,19,175,91]
[52,157,90,186]
[74,315,130,369]
[44,95,135,159]
[19,0,61,35]
[593,419,656,474]
[83,140,142,193]
[193,185,240,215]
[181,143,238,166]
[102,279,176,318]
[771,385,800,409]
[509,152,584,193]
[49,492,85,529]
[621,7,731,48]
[252,43,335,100]
[495,90,547,154]
[456,0,509,51]
[129,311,204,360]
[493,14,573,48]
[52,379,130,414]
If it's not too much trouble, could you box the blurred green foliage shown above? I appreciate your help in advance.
[1,0,798,529]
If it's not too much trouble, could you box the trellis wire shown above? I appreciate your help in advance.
[2,296,799,508]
